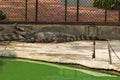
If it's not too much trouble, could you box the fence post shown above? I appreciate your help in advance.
[25,0,28,21]
[118,4,120,22]
[105,9,107,22]
[65,0,68,23]
[76,0,79,22]
[119,10,120,22]
[35,0,38,22]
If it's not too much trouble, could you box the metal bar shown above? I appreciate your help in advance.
[105,9,107,22]
[108,41,112,64]
[96,27,98,36]
[88,26,90,35]
[108,41,120,61]
[89,23,96,59]
[118,2,120,22]
[92,37,96,59]
[85,27,88,36]
[76,0,80,22]
[1,22,120,26]
[25,0,28,21]
[65,0,68,22]
[35,0,38,22]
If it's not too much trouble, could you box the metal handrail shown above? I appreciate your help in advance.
[107,40,120,64]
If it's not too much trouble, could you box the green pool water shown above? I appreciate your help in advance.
[0,59,120,80]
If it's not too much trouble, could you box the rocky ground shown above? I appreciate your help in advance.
[0,40,120,72]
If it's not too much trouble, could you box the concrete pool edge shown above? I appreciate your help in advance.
[0,41,120,76]
[0,56,120,76]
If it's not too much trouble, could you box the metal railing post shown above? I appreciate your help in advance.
[119,10,120,22]
[76,0,79,22]
[92,39,96,59]
[25,0,28,21]
[119,2,120,22]
[107,41,112,64]
[105,9,107,22]
[92,24,96,59]
[89,23,96,59]
[65,0,68,23]
[35,0,38,22]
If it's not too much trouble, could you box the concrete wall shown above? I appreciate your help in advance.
[33,25,120,40]
[0,24,120,40]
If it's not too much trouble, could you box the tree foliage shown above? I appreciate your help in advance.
[93,0,120,10]
[0,10,6,20]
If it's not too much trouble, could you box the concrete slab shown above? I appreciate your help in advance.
[0,40,120,71]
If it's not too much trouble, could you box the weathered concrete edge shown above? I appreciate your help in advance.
[0,55,120,76]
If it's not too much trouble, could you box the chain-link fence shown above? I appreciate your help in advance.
[0,0,120,24]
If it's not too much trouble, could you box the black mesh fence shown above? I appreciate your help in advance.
[0,0,26,21]
[0,0,120,23]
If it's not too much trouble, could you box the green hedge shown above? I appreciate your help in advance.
[93,0,120,10]
[0,10,6,20]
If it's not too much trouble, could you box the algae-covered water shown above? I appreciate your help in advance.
[0,59,119,80]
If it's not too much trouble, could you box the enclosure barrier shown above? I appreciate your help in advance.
[107,41,120,64]
[0,0,120,25]
[92,39,120,64]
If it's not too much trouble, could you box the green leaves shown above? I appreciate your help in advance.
[93,0,120,10]
[0,10,6,20]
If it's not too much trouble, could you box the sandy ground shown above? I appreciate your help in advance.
[0,40,120,72]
